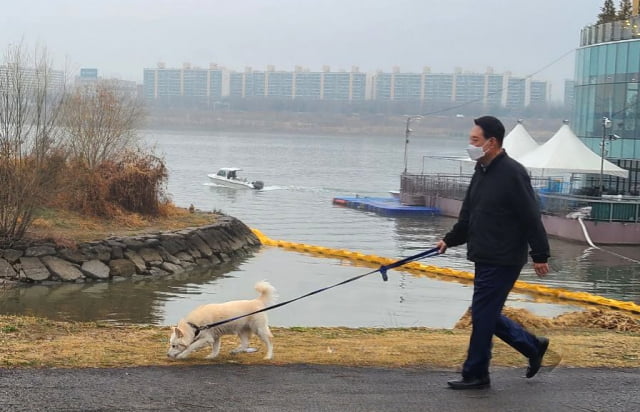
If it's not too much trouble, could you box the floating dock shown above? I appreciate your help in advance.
[332,196,439,217]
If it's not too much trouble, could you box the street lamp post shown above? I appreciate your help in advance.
[598,116,612,195]
[403,115,423,174]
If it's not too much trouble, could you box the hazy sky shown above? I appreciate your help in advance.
[1,0,604,100]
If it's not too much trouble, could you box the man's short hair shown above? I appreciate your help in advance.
[474,116,505,145]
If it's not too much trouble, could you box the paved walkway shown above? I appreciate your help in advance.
[1,365,639,411]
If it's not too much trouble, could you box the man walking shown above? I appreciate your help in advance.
[437,116,551,390]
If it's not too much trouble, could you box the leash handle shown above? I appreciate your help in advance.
[379,247,440,281]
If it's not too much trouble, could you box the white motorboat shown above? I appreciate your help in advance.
[207,168,264,190]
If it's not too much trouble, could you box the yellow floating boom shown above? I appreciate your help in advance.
[251,228,640,315]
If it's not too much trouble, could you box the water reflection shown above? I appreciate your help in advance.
[0,246,582,329]
[392,216,640,304]
[0,259,247,324]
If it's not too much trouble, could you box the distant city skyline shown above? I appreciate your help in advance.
[141,64,552,113]
[1,0,604,101]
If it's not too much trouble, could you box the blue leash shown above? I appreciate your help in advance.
[189,247,440,334]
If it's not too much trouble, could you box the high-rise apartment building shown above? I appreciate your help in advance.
[0,66,65,93]
[143,63,223,107]
[505,76,526,110]
[370,68,545,109]
[454,72,485,104]
[424,73,455,104]
[564,80,575,111]
[142,62,547,110]
[529,80,550,107]
[228,66,366,101]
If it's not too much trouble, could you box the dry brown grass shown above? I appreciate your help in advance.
[25,206,218,245]
[454,307,640,333]
[0,314,637,370]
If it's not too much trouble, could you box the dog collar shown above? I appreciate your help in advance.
[187,322,201,339]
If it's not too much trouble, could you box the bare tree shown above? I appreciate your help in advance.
[0,42,67,241]
[62,80,145,169]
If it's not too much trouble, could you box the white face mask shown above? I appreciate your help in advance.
[466,143,486,161]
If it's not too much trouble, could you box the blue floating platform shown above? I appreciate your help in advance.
[332,196,439,217]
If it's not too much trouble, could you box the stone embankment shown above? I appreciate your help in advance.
[0,216,260,284]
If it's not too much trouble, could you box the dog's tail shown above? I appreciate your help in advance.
[255,281,276,305]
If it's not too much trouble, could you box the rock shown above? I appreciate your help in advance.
[144,238,160,247]
[138,248,163,265]
[187,234,213,257]
[187,248,202,259]
[160,262,183,274]
[122,238,145,251]
[159,236,188,255]
[19,257,51,281]
[105,239,126,248]
[93,245,113,262]
[157,247,182,265]
[179,260,196,268]
[195,258,211,266]
[41,256,84,281]
[175,252,194,262]
[1,249,23,264]
[124,250,147,273]
[111,246,124,260]
[81,259,111,280]
[57,249,88,264]
[0,258,16,278]
[148,267,169,277]
[109,259,136,277]
[24,246,56,257]
[197,228,222,251]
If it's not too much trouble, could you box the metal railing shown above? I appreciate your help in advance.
[580,17,640,47]
[400,173,640,223]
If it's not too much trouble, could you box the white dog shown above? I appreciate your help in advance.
[167,281,276,360]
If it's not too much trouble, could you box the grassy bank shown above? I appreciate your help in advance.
[27,206,218,244]
[0,315,638,369]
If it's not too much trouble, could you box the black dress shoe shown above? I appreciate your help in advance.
[526,337,550,378]
[447,376,490,390]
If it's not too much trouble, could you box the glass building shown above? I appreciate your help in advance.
[574,18,640,194]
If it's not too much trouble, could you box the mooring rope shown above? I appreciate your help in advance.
[578,217,640,265]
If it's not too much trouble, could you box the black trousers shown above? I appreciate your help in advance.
[462,263,540,379]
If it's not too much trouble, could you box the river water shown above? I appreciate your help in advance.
[1,130,639,328]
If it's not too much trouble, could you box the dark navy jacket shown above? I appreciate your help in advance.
[443,151,550,266]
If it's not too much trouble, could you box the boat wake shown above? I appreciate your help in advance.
[203,182,282,192]
[203,182,385,195]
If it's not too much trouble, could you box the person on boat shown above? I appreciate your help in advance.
[436,115,551,390]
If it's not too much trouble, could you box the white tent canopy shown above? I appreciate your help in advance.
[517,124,629,178]
[503,122,539,160]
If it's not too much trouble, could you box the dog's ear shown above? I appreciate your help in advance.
[174,327,183,338]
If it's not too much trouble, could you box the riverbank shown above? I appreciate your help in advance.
[0,207,258,285]
[3,207,636,370]
[145,111,565,140]
[1,307,638,369]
